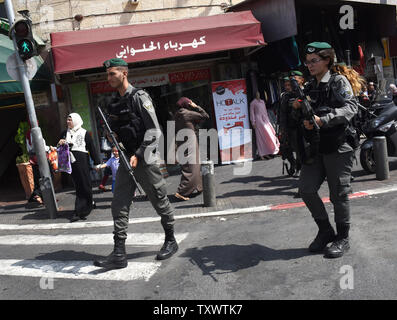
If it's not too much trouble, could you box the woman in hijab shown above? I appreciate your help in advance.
[174,97,209,201]
[58,113,100,222]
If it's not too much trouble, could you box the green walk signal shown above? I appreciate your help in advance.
[12,19,37,60]
[18,39,34,54]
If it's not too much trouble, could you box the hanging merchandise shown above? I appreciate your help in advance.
[100,136,112,152]
[260,75,285,131]
[274,36,302,70]
[365,39,386,59]
[382,39,391,67]
[353,45,366,75]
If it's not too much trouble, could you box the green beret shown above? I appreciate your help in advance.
[103,58,128,68]
[290,70,303,77]
[305,42,332,54]
[283,76,290,82]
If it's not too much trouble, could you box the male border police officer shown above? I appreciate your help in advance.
[293,42,358,259]
[94,58,178,270]
[279,71,305,177]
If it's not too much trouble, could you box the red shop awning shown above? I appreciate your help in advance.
[50,11,265,74]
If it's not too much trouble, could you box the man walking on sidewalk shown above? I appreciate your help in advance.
[94,58,178,270]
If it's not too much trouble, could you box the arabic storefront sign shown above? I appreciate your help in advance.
[130,74,169,88]
[90,74,169,94]
[90,81,115,94]
[116,36,207,59]
[90,69,211,94]
[169,68,210,84]
[212,79,252,164]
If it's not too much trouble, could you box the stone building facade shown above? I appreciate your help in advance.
[12,0,245,41]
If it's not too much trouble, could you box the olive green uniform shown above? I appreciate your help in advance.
[109,84,174,240]
[298,71,358,225]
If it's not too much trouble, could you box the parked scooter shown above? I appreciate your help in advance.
[358,98,397,173]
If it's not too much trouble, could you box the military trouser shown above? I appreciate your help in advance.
[111,159,175,240]
[298,150,354,224]
[286,129,302,171]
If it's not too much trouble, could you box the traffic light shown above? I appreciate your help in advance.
[12,19,37,60]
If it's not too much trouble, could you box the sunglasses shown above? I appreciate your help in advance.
[304,58,323,66]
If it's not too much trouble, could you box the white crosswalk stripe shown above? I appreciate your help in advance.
[0,232,188,282]
[0,233,188,246]
[0,259,161,281]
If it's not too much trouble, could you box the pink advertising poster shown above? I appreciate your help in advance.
[212,79,252,164]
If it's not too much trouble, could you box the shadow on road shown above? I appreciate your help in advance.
[180,244,312,282]
[217,175,299,198]
[21,209,74,220]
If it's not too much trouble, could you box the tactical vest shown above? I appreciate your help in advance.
[306,74,351,154]
[107,88,146,155]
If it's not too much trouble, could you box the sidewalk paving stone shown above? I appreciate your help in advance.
[1,152,397,225]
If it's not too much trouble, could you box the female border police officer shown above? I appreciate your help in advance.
[292,42,358,258]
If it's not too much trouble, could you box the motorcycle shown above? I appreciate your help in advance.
[358,98,397,173]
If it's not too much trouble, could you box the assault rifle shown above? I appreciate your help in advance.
[97,106,143,194]
[290,78,320,131]
[290,78,320,165]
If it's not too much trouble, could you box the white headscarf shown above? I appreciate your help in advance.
[66,113,87,153]
[68,113,83,132]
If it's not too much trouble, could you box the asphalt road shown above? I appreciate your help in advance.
[0,187,396,302]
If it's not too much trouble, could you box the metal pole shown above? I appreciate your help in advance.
[373,136,389,181]
[5,0,58,218]
[201,160,216,207]
[345,49,351,67]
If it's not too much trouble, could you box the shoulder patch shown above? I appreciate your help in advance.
[342,88,354,99]
[143,101,154,112]
[140,94,155,112]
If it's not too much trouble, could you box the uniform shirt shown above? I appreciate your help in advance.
[315,71,357,129]
[110,84,162,164]
[308,71,358,153]
[126,84,162,162]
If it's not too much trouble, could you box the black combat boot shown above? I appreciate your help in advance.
[70,211,80,223]
[325,223,350,258]
[156,226,178,260]
[93,237,128,269]
[309,219,336,253]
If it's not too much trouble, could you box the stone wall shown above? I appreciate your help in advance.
[11,0,245,41]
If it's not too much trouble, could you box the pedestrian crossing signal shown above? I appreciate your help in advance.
[17,39,34,55]
[12,19,37,60]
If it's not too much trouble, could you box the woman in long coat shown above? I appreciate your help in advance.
[58,113,100,221]
[174,97,209,201]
